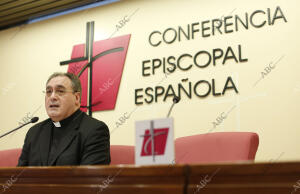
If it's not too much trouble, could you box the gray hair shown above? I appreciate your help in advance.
[46,72,82,100]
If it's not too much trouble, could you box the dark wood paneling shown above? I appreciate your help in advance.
[0,164,186,194]
[188,162,300,194]
[0,0,16,7]
[1,162,299,194]
[0,0,58,17]
[0,0,103,30]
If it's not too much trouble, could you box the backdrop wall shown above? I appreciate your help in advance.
[0,0,299,162]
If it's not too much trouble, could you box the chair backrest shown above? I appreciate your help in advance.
[0,148,22,167]
[110,145,135,165]
[0,146,135,166]
[0,134,258,166]
[175,132,259,164]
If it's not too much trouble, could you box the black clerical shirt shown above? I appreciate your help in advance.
[47,109,81,165]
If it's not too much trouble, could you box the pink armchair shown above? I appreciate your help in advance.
[0,148,22,167]
[175,132,259,164]
[110,145,135,165]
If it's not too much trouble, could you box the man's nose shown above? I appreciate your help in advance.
[49,91,58,99]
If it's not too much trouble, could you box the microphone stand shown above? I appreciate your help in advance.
[0,117,39,139]
[167,96,180,117]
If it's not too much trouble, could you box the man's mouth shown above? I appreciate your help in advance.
[49,105,59,108]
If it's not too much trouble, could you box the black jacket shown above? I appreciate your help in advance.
[18,111,110,166]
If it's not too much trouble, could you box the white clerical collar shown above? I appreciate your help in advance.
[53,121,61,128]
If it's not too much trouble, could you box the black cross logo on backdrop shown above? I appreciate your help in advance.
[60,21,124,116]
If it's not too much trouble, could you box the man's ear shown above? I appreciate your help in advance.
[74,92,81,105]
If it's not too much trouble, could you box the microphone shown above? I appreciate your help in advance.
[0,117,39,139]
[173,96,180,103]
[166,96,180,117]
[31,117,39,123]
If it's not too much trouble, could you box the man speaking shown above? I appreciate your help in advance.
[18,72,110,166]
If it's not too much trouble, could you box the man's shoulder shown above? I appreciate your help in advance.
[79,113,109,132]
[32,118,51,128]
[78,113,109,140]
[25,118,51,137]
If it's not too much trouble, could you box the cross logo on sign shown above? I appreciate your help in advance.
[140,121,169,161]
[60,21,131,116]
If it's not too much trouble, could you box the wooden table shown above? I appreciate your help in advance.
[0,161,300,194]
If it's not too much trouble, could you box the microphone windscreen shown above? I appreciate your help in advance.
[31,117,39,123]
[173,96,180,103]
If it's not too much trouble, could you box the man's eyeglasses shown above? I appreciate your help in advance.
[43,89,76,97]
